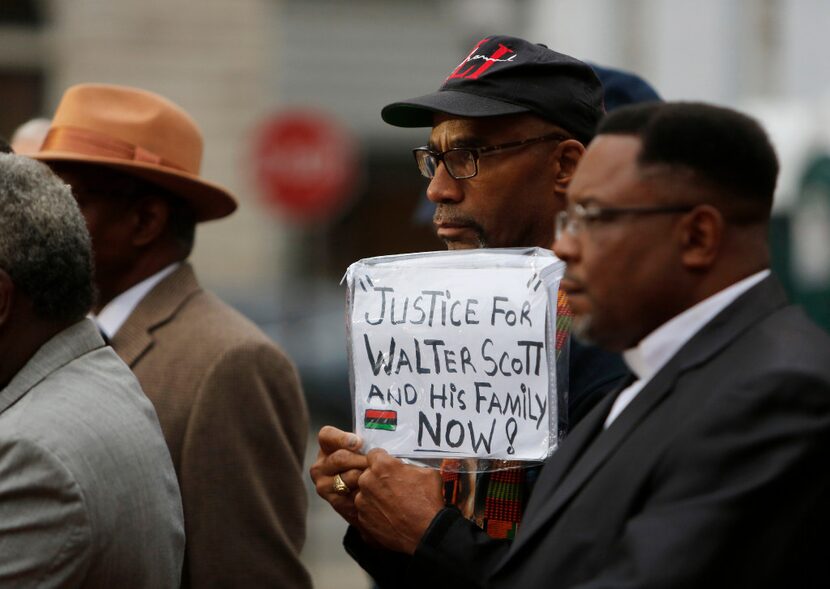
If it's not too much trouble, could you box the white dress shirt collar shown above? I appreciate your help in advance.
[94,263,180,339]
[604,269,771,428]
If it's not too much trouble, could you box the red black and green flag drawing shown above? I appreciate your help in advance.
[364,409,397,431]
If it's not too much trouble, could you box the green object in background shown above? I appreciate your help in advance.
[769,214,794,295]
[787,153,830,331]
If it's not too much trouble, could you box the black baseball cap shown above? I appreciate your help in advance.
[381,35,604,145]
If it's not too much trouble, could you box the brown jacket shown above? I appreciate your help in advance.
[112,263,311,589]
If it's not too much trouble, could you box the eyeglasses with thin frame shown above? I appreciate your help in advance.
[555,202,697,240]
[412,132,568,180]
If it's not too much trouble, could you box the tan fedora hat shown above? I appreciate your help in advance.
[34,83,237,222]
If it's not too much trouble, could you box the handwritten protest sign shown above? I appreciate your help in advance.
[345,248,565,461]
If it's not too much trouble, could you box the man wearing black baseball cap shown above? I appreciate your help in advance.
[383,35,604,251]
[310,36,630,587]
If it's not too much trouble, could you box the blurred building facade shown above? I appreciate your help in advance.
[3,0,828,310]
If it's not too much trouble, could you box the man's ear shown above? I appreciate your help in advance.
[0,270,15,328]
[553,139,585,195]
[678,204,724,270]
[130,195,170,247]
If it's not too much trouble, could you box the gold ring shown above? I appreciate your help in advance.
[332,473,350,495]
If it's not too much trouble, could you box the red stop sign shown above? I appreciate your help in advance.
[252,109,359,221]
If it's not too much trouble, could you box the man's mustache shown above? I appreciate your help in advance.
[432,206,483,231]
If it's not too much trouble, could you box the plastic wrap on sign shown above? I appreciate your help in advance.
[343,247,568,471]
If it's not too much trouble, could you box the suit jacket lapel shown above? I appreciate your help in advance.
[505,275,789,559]
[112,263,201,367]
[520,376,630,517]
[0,320,103,415]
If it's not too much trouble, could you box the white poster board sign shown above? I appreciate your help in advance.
[345,248,565,462]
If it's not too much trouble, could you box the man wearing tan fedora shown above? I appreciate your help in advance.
[35,83,311,589]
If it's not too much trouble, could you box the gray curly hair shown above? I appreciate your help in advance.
[0,153,94,321]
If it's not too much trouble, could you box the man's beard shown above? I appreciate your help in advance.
[570,313,597,346]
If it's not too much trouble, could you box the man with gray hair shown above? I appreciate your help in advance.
[0,153,184,587]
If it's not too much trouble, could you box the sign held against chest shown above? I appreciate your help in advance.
[345,248,566,463]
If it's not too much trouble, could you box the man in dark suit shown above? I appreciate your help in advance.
[34,84,311,589]
[344,102,830,587]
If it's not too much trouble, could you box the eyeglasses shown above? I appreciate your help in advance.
[412,132,568,180]
[555,202,696,240]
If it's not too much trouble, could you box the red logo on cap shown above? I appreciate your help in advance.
[447,37,516,81]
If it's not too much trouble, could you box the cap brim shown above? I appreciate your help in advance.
[381,90,530,128]
[33,151,237,222]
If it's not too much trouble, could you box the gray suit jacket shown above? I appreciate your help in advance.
[0,319,185,588]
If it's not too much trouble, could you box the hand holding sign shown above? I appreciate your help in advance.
[345,248,566,467]
[309,426,367,527]
[355,448,444,555]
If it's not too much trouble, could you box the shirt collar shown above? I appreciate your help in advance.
[93,263,180,339]
[622,269,771,381]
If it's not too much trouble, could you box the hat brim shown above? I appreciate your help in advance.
[381,90,530,128]
[32,151,237,222]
